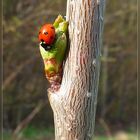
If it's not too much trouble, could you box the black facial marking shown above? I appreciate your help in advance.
[51,27,54,29]
[44,32,48,35]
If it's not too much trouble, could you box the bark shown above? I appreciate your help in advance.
[48,0,105,139]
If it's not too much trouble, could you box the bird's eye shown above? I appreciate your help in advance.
[44,32,48,35]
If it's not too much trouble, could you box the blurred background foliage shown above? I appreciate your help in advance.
[3,0,137,139]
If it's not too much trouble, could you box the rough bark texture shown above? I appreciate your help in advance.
[48,0,105,139]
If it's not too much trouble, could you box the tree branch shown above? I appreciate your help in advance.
[47,0,105,139]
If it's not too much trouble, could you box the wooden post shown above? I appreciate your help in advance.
[48,0,105,139]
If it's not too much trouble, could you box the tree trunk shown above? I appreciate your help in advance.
[48,0,105,139]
